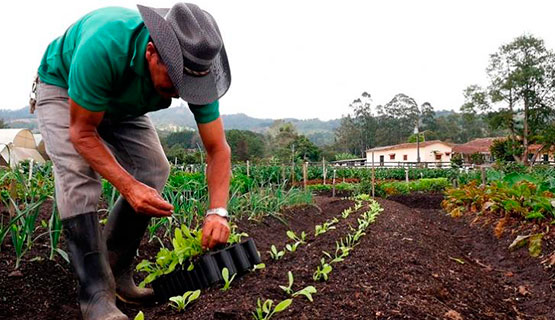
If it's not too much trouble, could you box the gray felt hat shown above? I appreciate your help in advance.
[137,3,231,105]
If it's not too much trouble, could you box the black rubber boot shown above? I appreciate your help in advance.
[104,198,155,305]
[63,213,128,320]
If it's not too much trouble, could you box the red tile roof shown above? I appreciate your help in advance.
[452,137,503,154]
[367,140,453,152]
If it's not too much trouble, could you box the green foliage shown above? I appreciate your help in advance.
[226,129,266,162]
[312,258,333,281]
[168,290,201,311]
[470,152,485,165]
[279,271,295,295]
[314,218,338,236]
[442,173,555,223]
[376,178,449,197]
[334,153,360,161]
[269,245,285,260]
[252,298,293,320]
[221,267,236,291]
[134,311,145,320]
[490,138,523,162]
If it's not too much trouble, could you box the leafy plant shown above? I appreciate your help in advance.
[252,298,292,320]
[313,258,333,281]
[292,286,317,302]
[286,230,306,244]
[168,290,201,311]
[279,271,294,295]
[314,218,338,236]
[221,267,236,291]
[269,245,285,260]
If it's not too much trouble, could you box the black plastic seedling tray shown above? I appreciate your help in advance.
[152,238,261,301]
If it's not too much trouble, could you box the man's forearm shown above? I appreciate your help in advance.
[205,146,231,209]
[70,130,135,194]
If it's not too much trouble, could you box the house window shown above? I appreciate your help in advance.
[445,152,451,156]
[435,154,442,160]
[389,154,395,160]
[403,155,408,161]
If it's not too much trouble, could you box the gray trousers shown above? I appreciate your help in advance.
[35,82,170,219]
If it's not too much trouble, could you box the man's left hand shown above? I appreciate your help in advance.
[201,214,230,249]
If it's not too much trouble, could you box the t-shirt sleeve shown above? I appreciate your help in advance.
[67,40,114,112]
[188,100,220,124]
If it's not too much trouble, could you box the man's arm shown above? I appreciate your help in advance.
[69,99,173,217]
[197,117,231,248]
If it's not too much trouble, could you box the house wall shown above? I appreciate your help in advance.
[366,143,453,164]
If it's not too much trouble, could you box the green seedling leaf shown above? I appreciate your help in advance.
[134,311,144,320]
[252,263,266,271]
[274,299,293,313]
[292,286,317,302]
[449,257,465,265]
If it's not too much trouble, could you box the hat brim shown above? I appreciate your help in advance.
[137,5,231,105]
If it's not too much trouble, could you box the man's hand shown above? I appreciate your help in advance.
[122,181,174,217]
[201,214,230,249]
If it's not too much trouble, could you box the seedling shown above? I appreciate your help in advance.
[269,245,285,260]
[314,219,338,236]
[252,298,293,320]
[313,258,333,281]
[221,267,236,291]
[228,224,249,244]
[292,286,317,302]
[285,242,300,253]
[251,263,266,271]
[279,271,294,295]
[341,207,352,219]
[168,289,201,311]
[286,230,306,244]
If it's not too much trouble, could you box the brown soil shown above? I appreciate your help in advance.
[1,196,554,320]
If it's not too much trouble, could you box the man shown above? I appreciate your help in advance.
[34,3,231,320]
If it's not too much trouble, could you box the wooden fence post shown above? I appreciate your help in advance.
[303,162,308,190]
[332,169,337,197]
[480,166,486,186]
[322,158,326,185]
[246,160,250,177]
[371,151,375,198]
[405,167,409,184]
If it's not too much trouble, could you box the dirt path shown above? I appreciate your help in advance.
[1,196,553,320]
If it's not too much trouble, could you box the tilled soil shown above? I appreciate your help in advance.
[1,195,554,320]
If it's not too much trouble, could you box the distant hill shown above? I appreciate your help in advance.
[1,105,340,145]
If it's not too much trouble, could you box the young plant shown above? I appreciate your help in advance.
[285,242,300,253]
[312,258,333,281]
[269,245,285,260]
[292,286,317,302]
[279,271,294,295]
[252,298,293,320]
[315,217,339,236]
[228,224,249,244]
[168,290,201,311]
[221,267,236,291]
[286,230,306,244]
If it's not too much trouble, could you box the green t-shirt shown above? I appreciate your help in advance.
[38,6,219,123]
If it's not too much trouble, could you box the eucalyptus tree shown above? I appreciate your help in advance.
[486,34,555,164]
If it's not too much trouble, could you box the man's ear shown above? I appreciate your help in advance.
[145,42,155,62]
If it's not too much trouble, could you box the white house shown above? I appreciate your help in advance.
[366,140,453,166]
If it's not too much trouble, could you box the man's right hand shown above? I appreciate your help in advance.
[122,181,174,217]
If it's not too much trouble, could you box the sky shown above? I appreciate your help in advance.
[1,0,555,120]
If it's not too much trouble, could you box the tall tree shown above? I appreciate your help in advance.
[486,34,555,164]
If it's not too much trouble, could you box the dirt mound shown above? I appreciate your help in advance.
[1,195,553,320]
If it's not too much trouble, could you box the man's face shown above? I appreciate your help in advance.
[146,42,179,99]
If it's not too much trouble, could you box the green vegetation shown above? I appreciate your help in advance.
[252,298,292,320]
[168,290,201,311]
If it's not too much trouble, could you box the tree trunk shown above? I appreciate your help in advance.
[530,144,546,165]
[522,95,529,166]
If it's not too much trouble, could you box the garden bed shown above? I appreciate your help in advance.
[1,195,554,319]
